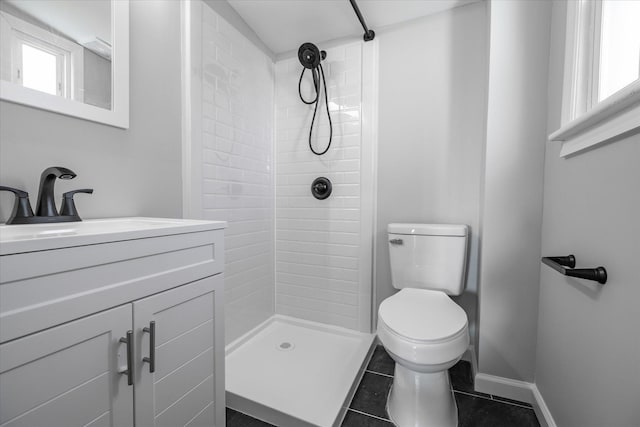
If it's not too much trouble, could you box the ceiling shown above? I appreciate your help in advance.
[228,0,481,55]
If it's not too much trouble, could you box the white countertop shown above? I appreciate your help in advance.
[0,217,227,255]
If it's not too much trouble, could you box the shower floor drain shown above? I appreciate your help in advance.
[276,341,295,351]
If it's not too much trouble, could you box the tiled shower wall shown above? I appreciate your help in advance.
[192,3,275,344]
[274,42,371,331]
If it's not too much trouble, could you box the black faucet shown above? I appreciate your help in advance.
[0,167,93,224]
[35,166,76,217]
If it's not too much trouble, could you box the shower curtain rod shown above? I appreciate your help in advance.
[349,0,375,41]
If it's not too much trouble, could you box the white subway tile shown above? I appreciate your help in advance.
[275,305,357,330]
[276,240,359,258]
[277,229,359,246]
[276,250,358,270]
[276,272,357,293]
[278,283,358,306]
[277,294,357,318]
[198,6,275,343]
[277,218,360,233]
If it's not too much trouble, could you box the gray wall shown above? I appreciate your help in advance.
[0,0,182,221]
[477,0,551,383]
[534,2,640,425]
[375,2,488,342]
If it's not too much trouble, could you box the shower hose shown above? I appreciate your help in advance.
[298,63,333,156]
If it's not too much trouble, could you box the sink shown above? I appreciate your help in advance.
[1,218,190,241]
[0,217,226,254]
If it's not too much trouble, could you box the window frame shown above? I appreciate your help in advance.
[0,10,84,103]
[13,32,68,97]
[549,0,640,157]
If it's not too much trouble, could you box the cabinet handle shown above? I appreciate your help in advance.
[119,330,134,386]
[143,321,156,373]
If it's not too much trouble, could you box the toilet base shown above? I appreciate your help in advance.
[387,363,458,427]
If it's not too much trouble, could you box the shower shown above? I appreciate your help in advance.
[184,2,378,424]
[297,42,333,155]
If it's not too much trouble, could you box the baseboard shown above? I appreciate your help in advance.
[474,372,557,427]
[530,384,558,427]
[475,372,535,403]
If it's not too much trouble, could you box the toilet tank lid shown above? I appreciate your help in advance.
[388,223,468,236]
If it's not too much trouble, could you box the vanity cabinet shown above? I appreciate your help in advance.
[134,276,220,427]
[0,304,134,427]
[0,218,226,427]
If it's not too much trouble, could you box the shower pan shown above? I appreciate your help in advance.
[182,1,378,425]
[226,317,373,426]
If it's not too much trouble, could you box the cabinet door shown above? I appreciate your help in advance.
[0,304,134,427]
[134,275,224,427]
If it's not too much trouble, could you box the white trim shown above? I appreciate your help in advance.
[180,0,192,219]
[474,372,534,404]
[531,384,558,427]
[0,0,129,128]
[363,39,380,333]
[549,80,640,157]
[474,372,558,427]
[360,39,378,334]
[3,12,85,101]
[552,0,640,157]
[181,0,203,219]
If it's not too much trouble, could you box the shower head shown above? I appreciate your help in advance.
[297,42,333,156]
[298,42,326,69]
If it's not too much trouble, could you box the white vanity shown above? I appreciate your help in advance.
[0,217,226,427]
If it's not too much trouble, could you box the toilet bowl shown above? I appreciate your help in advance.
[378,223,470,427]
[378,288,468,427]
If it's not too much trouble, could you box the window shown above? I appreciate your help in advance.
[0,11,83,102]
[597,0,640,102]
[549,0,640,157]
[21,43,60,96]
[14,34,67,97]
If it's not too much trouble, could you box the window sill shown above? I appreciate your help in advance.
[549,80,640,157]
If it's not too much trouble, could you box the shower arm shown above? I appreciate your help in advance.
[349,0,375,42]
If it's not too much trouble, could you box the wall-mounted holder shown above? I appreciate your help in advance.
[541,254,608,284]
[311,177,332,200]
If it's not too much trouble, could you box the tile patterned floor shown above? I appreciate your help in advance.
[227,345,540,427]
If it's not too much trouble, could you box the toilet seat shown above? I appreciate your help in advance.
[377,288,469,368]
[379,288,467,343]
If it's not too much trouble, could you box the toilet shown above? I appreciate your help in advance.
[377,223,470,427]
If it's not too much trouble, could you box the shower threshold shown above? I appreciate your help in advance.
[226,315,375,427]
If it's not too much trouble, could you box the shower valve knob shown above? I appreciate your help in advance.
[311,177,332,200]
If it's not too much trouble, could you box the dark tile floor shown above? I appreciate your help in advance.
[227,345,540,427]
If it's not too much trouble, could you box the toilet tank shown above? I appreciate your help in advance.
[388,223,469,295]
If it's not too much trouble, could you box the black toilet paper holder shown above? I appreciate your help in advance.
[541,254,607,284]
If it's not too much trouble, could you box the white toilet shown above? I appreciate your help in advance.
[377,223,470,427]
